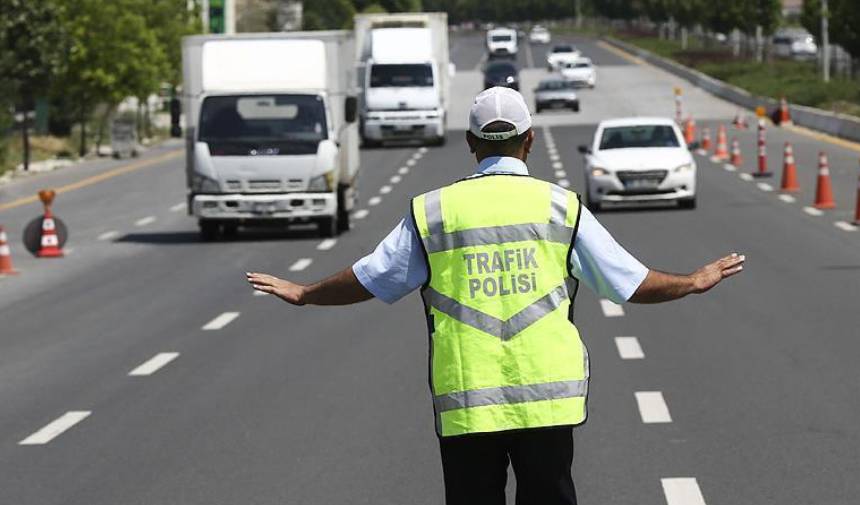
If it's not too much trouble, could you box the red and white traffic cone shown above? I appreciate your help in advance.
[753,119,772,177]
[684,117,696,146]
[700,127,712,152]
[780,142,800,192]
[777,96,792,125]
[730,139,743,169]
[733,110,749,129]
[813,152,836,210]
[37,208,64,258]
[713,124,729,160]
[853,160,860,225]
[0,226,19,275]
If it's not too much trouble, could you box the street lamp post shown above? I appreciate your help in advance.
[821,0,830,83]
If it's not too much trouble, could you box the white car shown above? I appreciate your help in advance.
[579,117,697,211]
[559,57,596,88]
[529,26,551,44]
[546,44,581,70]
[487,27,518,57]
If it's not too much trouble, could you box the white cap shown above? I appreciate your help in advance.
[468,87,532,141]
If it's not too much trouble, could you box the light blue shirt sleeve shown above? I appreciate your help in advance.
[353,205,648,305]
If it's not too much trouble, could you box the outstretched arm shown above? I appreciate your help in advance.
[247,267,374,306]
[629,253,745,304]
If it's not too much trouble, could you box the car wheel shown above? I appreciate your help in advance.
[535,105,543,114]
[585,196,601,213]
[678,197,697,210]
[222,222,239,239]
[572,103,580,112]
[318,216,339,238]
[199,220,220,242]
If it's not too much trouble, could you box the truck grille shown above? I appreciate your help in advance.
[248,180,282,191]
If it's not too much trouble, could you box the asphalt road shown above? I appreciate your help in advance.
[1,32,859,505]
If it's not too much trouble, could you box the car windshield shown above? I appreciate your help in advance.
[538,80,573,90]
[370,63,434,87]
[486,63,517,77]
[599,125,680,150]
[491,34,513,42]
[552,45,574,53]
[199,94,327,155]
[574,62,591,68]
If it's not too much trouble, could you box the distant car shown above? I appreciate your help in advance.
[578,117,697,211]
[547,44,581,70]
[773,30,817,60]
[487,27,518,57]
[534,77,579,113]
[529,26,551,44]
[559,57,596,88]
[483,61,520,91]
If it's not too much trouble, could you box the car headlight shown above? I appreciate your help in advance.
[591,167,608,177]
[192,174,221,193]
[674,163,694,173]
[308,171,335,192]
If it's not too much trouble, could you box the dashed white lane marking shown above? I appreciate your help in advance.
[354,209,370,220]
[555,170,567,178]
[547,148,558,156]
[63,247,75,255]
[710,155,722,163]
[757,182,774,192]
[552,161,564,170]
[379,185,392,194]
[412,150,423,160]
[723,163,737,172]
[835,221,858,231]
[661,478,707,505]
[202,312,240,331]
[549,153,560,162]
[398,166,409,175]
[369,196,382,206]
[406,159,416,167]
[97,230,120,241]
[779,194,796,203]
[695,149,707,156]
[738,173,754,181]
[390,175,402,184]
[129,352,179,376]
[614,337,645,359]
[169,202,185,212]
[557,179,570,188]
[635,391,672,423]
[317,238,337,251]
[19,411,91,445]
[135,216,156,227]
[289,258,313,271]
[419,147,428,154]
[803,206,824,216]
[600,299,625,317]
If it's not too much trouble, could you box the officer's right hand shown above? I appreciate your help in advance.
[246,272,306,305]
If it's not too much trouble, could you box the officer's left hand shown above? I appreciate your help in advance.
[247,272,305,305]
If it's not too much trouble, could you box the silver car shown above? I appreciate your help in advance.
[534,77,579,113]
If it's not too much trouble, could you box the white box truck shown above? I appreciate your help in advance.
[181,31,359,239]
[354,12,452,146]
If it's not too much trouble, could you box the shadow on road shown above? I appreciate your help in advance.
[116,227,322,245]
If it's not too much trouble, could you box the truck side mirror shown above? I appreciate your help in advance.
[578,145,591,154]
[344,96,358,124]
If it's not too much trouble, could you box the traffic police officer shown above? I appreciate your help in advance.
[247,87,745,505]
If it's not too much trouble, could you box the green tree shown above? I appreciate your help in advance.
[802,0,860,57]
[303,0,356,30]
[0,0,66,170]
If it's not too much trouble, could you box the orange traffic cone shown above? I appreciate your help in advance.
[813,152,836,209]
[701,128,712,152]
[730,139,743,168]
[780,142,800,192]
[684,118,696,145]
[753,119,772,178]
[777,97,792,125]
[37,208,64,258]
[733,110,749,129]
[713,125,729,160]
[0,226,19,275]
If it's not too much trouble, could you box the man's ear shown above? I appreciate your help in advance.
[466,131,478,153]
[524,129,536,154]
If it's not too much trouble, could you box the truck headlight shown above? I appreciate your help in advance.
[192,174,221,193]
[674,163,694,173]
[308,171,335,192]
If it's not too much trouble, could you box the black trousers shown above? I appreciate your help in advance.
[438,425,578,505]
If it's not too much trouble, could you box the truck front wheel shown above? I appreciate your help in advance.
[199,220,221,241]
[318,216,338,238]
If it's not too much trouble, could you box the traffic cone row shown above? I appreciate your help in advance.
[753,119,772,178]
[780,143,800,192]
[684,118,696,145]
[38,207,64,258]
[730,138,742,168]
[700,128,712,152]
[732,110,749,129]
[776,97,792,125]
[0,226,18,275]
[814,152,836,209]
[713,125,729,160]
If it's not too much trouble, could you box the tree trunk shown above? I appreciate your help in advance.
[136,102,143,141]
[96,106,110,155]
[79,106,87,157]
[21,113,30,171]
[144,98,151,139]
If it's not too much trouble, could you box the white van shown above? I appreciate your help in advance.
[487,27,518,57]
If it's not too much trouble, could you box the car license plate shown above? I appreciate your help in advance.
[394,124,413,132]
[252,202,277,214]
[625,179,659,189]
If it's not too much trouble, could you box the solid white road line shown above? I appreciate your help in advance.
[614,337,645,359]
[368,196,382,206]
[202,312,239,331]
[398,166,409,175]
[803,206,824,216]
[635,391,672,423]
[557,179,570,188]
[757,182,774,192]
[97,230,120,241]
[354,209,370,220]
[129,352,179,376]
[169,202,185,212]
[739,173,754,181]
[552,161,564,170]
[390,175,402,184]
[135,216,156,226]
[289,258,313,271]
[723,163,737,172]
[555,170,567,178]
[835,221,858,231]
[600,299,625,317]
[778,194,796,203]
[20,411,91,445]
[317,238,337,251]
[661,478,707,505]
[380,185,392,194]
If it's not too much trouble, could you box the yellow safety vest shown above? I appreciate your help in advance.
[411,174,589,437]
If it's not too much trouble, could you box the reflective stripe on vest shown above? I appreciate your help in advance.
[412,175,589,437]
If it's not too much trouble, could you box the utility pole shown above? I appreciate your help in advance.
[821,0,830,82]
[575,0,582,30]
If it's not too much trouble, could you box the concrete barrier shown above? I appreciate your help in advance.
[604,37,860,144]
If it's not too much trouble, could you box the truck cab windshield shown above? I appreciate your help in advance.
[370,63,434,88]
[199,94,328,155]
